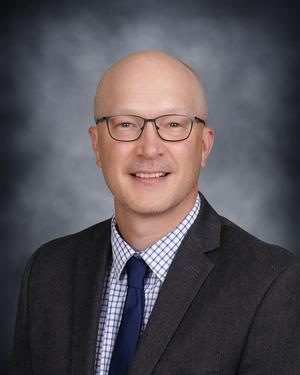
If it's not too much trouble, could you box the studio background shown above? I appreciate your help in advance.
[1,0,299,373]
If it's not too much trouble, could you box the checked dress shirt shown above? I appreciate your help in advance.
[94,194,201,374]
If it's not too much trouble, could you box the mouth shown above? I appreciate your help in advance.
[131,172,169,179]
[129,171,170,184]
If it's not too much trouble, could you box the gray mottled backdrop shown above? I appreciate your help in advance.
[2,0,299,373]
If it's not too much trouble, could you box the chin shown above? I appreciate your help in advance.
[122,195,182,217]
[130,205,170,216]
[114,185,198,217]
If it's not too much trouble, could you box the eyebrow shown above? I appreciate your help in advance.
[96,107,193,116]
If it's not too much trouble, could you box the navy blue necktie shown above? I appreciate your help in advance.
[108,256,149,375]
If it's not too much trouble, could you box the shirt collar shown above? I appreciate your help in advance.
[111,194,201,283]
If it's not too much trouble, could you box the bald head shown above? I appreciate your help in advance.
[94,51,208,120]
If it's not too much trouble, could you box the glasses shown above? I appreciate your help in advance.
[95,114,205,142]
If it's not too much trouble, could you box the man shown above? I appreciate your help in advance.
[11,51,300,375]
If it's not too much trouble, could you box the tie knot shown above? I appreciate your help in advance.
[126,256,148,289]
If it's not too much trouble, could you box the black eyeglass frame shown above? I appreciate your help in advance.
[94,114,206,142]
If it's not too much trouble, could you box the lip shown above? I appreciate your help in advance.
[129,172,170,185]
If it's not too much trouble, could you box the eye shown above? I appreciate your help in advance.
[119,122,132,128]
[169,122,182,128]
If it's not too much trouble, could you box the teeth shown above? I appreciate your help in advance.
[134,172,167,178]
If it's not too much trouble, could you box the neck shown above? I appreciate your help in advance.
[115,191,198,251]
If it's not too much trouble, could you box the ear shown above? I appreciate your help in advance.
[200,126,214,168]
[88,126,102,167]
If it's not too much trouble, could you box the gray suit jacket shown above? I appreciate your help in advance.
[11,195,300,374]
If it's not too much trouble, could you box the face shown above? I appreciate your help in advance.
[89,53,214,218]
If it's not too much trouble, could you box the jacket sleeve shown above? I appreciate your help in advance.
[10,254,36,375]
[238,261,300,375]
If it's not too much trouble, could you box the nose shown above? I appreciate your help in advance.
[135,120,164,158]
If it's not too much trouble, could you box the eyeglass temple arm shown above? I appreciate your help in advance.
[194,116,206,125]
[95,117,106,124]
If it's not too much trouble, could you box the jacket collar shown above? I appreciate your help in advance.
[71,219,112,375]
[129,193,221,375]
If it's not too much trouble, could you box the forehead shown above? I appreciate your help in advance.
[95,55,206,117]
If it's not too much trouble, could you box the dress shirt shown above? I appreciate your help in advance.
[94,194,201,374]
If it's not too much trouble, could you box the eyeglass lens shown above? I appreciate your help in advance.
[107,115,192,141]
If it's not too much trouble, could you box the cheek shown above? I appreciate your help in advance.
[99,142,131,178]
[177,139,202,172]
[100,151,123,193]
[101,150,119,177]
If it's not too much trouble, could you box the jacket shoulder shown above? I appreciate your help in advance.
[36,218,110,256]
[24,219,111,282]
[217,215,299,279]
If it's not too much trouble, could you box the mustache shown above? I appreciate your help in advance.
[127,160,174,173]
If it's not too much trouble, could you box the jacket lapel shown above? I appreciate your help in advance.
[71,220,112,375]
[129,195,221,375]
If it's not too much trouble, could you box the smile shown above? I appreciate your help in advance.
[133,172,168,179]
